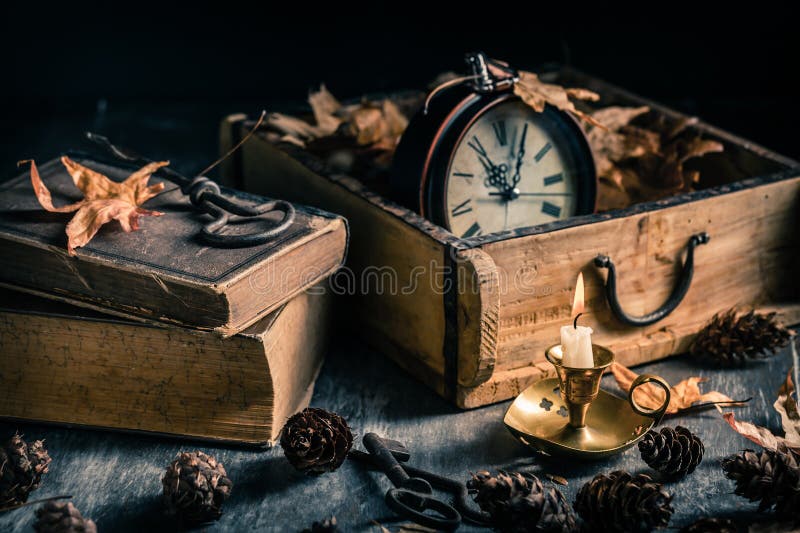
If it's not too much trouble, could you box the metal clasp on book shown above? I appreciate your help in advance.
[83,132,295,248]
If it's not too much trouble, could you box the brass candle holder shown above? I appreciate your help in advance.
[504,344,671,459]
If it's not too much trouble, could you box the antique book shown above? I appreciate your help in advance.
[0,156,347,336]
[0,287,330,445]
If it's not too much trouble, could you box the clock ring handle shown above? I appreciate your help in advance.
[593,232,710,327]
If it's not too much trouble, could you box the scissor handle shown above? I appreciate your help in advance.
[386,488,461,531]
[628,374,671,424]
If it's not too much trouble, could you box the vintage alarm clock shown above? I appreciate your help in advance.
[391,53,597,238]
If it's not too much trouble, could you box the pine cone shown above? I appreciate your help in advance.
[466,470,576,532]
[162,451,233,525]
[0,433,52,508]
[280,408,353,474]
[575,470,673,532]
[722,448,800,517]
[34,501,97,533]
[638,426,704,478]
[680,517,737,533]
[301,516,338,532]
[690,309,791,366]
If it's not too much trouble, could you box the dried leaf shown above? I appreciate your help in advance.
[588,104,724,210]
[587,106,652,183]
[513,71,603,128]
[265,112,320,141]
[590,106,651,132]
[774,368,800,446]
[655,137,724,191]
[611,362,745,415]
[25,157,166,255]
[546,473,568,486]
[309,84,343,136]
[348,105,382,145]
[265,85,409,176]
[722,412,800,453]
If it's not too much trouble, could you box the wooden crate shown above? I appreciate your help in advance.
[220,68,800,408]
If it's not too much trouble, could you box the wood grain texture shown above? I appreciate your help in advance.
[1,339,797,532]
[455,247,498,387]
[0,288,330,444]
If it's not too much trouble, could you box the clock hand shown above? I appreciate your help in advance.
[468,136,498,172]
[510,123,528,189]
[468,136,512,192]
[488,191,574,197]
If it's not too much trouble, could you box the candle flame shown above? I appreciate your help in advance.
[572,272,585,318]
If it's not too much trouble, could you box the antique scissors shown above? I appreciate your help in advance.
[348,433,491,531]
[71,126,295,248]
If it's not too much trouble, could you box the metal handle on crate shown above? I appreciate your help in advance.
[593,232,710,327]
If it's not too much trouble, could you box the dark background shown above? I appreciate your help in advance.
[2,5,798,180]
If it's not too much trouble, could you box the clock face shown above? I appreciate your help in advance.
[443,99,583,238]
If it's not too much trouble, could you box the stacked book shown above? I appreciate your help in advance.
[0,157,348,445]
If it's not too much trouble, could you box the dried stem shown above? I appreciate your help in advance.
[669,397,752,416]
[196,110,266,177]
[0,494,72,513]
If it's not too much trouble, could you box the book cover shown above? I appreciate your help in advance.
[0,157,347,336]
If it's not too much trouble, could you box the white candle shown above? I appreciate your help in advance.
[561,272,594,368]
[561,324,595,368]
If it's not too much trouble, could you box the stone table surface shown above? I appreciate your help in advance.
[1,339,797,532]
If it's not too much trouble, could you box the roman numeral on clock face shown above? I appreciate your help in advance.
[543,172,564,186]
[534,142,552,162]
[451,198,473,217]
[461,221,482,238]
[452,171,474,180]
[492,120,507,146]
[541,201,562,218]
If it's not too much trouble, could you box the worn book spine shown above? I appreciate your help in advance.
[0,287,330,445]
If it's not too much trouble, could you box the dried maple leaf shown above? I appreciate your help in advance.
[610,362,745,415]
[24,156,167,255]
[514,71,603,128]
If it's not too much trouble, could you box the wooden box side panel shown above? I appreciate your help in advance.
[482,175,800,374]
[237,134,452,386]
